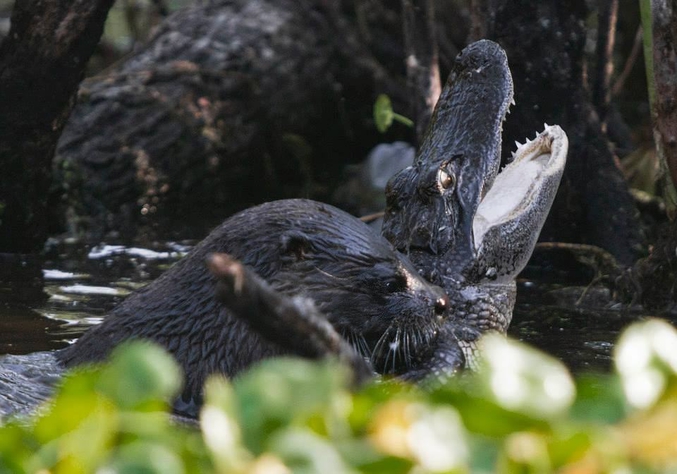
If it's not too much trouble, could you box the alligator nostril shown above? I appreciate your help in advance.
[410,226,431,248]
[434,295,448,315]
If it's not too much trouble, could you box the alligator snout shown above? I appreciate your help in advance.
[410,226,433,249]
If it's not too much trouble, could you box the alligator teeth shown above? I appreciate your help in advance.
[543,122,550,129]
[511,98,516,106]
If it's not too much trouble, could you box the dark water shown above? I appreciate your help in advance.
[0,241,192,355]
[0,240,671,376]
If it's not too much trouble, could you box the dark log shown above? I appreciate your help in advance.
[0,0,115,253]
[479,0,644,265]
[616,219,677,309]
[207,253,373,387]
[53,0,413,240]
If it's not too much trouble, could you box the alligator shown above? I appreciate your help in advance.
[383,40,568,377]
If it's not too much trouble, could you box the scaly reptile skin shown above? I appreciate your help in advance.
[383,40,568,377]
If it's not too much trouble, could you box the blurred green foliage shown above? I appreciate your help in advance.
[3,319,677,473]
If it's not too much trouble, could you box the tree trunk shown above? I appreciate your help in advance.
[478,0,644,265]
[0,0,115,253]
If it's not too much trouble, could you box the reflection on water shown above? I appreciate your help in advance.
[0,241,192,355]
[0,240,673,375]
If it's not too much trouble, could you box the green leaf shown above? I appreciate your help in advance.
[374,94,394,133]
[373,94,414,132]
[615,318,677,410]
[200,376,250,472]
[97,341,183,409]
[547,429,593,469]
[104,441,186,474]
[433,384,549,437]
[569,374,626,423]
[234,358,351,453]
[478,334,575,419]
[269,428,350,474]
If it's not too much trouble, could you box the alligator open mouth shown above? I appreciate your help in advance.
[382,40,569,286]
[473,124,568,270]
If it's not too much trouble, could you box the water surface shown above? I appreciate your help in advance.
[0,240,671,376]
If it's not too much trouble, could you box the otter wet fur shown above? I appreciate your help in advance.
[59,199,447,414]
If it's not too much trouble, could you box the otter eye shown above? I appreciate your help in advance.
[438,169,455,190]
[384,274,408,293]
[434,295,448,315]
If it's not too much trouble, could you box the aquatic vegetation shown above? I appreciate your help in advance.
[2,319,677,473]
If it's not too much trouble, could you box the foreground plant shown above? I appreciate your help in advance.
[2,319,677,473]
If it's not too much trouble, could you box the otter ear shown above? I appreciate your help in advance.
[280,230,313,261]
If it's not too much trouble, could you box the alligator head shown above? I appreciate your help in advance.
[382,40,569,377]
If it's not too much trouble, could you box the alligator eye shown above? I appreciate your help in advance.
[438,169,455,190]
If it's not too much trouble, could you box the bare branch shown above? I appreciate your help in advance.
[207,253,374,387]
[593,0,619,124]
[611,25,643,98]
[401,0,441,143]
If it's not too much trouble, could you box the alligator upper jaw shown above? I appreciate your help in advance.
[382,39,514,264]
[468,124,568,283]
[382,40,568,288]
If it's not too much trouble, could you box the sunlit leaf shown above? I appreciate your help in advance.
[615,318,677,409]
[479,334,576,419]
[620,400,677,469]
[200,376,250,472]
[269,428,349,474]
[234,358,351,454]
[498,431,551,473]
[369,400,468,472]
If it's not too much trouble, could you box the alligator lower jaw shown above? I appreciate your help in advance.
[472,124,569,252]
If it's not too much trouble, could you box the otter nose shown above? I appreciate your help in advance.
[434,294,448,315]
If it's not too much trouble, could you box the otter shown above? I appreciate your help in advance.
[58,199,447,414]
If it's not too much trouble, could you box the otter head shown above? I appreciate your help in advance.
[270,220,448,376]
